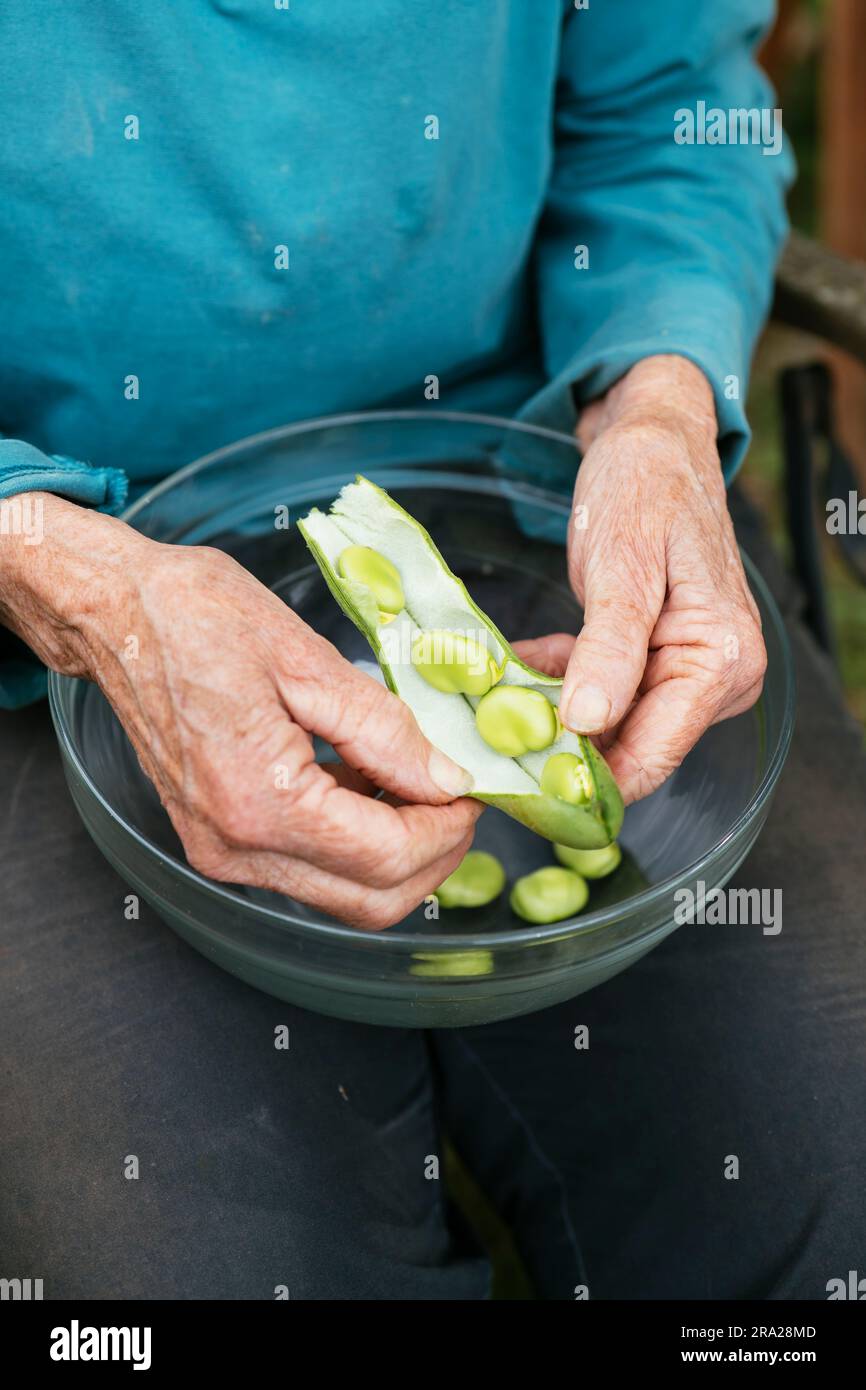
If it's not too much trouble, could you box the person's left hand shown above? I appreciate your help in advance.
[517,355,767,805]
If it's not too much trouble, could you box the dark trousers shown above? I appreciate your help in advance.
[2,502,865,1300]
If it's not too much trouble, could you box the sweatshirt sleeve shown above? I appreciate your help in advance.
[0,439,129,709]
[519,0,794,480]
[0,438,128,511]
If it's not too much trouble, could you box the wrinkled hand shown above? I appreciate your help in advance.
[520,356,766,804]
[1,497,481,929]
[93,542,482,928]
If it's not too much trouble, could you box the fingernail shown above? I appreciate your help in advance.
[562,684,611,733]
[428,748,475,797]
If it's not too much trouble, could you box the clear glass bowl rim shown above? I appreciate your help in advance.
[48,409,797,954]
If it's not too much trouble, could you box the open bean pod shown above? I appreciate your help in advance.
[298,476,623,849]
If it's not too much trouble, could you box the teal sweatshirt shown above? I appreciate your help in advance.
[0,0,792,706]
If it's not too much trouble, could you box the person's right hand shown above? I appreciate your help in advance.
[0,494,481,929]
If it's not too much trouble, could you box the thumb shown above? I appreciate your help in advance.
[560,559,663,735]
[285,640,475,805]
[512,633,575,678]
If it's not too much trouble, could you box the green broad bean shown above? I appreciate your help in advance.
[411,630,502,696]
[410,950,494,978]
[338,545,404,622]
[434,849,506,908]
[475,685,560,758]
[510,866,589,924]
[540,751,593,806]
[554,841,622,879]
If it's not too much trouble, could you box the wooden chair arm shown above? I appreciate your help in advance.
[773,230,866,365]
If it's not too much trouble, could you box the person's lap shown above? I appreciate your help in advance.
[438,649,866,1298]
[0,707,488,1299]
[2,513,865,1300]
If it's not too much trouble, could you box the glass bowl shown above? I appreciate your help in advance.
[48,412,795,1027]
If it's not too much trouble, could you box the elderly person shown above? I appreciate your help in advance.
[2,3,862,1301]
